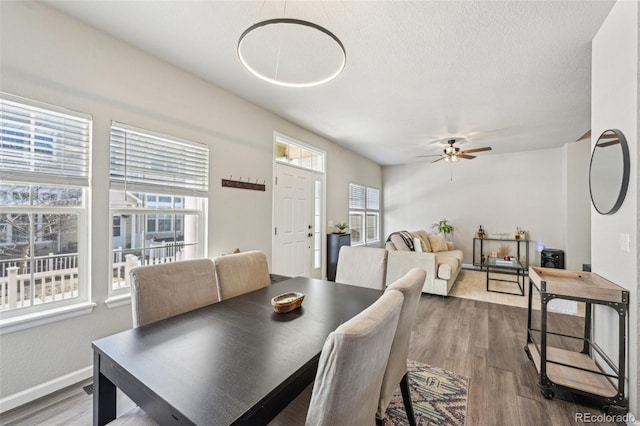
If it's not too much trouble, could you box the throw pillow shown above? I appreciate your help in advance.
[390,234,411,251]
[428,233,449,252]
[413,237,423,252]
[412,231,432,252]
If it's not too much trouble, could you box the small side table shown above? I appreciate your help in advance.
[486,257,525,296]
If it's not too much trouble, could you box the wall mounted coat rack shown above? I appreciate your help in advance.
[221,177,266,191]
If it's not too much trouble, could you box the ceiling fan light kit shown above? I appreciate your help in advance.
[417,139,492,164]
[237,18,346,88]
[444,155,459,163]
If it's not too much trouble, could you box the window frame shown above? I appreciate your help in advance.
[348,183,380,246]
[107,122,209,300]
[274,133,325,173]
[0,94,93,327]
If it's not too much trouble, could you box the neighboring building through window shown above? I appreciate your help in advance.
[0,95,91,315]
[109,123,209,294]
[275,135,324,173]
[348,183,380,246]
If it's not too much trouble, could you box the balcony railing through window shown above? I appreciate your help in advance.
[0,243,191,310]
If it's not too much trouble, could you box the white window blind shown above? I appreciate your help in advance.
[0,96,91,186]
[366,187,380,210]
[349,184,366,209]
[110,123,209,197]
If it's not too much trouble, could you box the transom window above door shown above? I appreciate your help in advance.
[275,135,324,173]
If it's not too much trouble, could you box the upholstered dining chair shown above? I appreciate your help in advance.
[129,259,219,328]
[334,246,388,290]
[376,268,426,426]
[214,250,271,300]
[305,289,404,426]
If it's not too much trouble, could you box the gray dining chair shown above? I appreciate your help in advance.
[376,267,426,426]
[334,246,388,290]
[214,250,271,300]
[129,259,219,328]
[305,289,404,426]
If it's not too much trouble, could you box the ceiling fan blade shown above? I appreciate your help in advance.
[460,147,492,154]
[416,154,444,158]
[599,133,619,139]
[458,154,476,159]
[576,129,591,142]
[432,156,446,163]
[597,140,620,147]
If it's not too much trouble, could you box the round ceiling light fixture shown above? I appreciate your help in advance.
[237,18,346,88]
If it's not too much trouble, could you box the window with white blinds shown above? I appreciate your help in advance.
[366,187,380,210]
[349,183,366,209]
[108,123,208,297]
[0,94,91,317]
[109,123,209,196]
[0,95,91,187]
[348,183,380,246]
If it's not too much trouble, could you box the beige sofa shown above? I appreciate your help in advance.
[385,230,463,296]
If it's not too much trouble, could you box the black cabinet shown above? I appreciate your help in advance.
[327,233,350,281]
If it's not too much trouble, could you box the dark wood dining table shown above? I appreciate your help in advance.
[92,277,383,425]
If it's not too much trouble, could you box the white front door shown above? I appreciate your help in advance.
[273,164,320,277]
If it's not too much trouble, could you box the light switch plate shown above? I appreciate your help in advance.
[620,233,630,253]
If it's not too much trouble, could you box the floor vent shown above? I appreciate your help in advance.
[82,383,94,395]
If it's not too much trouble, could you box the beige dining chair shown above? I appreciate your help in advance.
[305,289,404,426]
[376,267,426,426]
[129,259,219,328]
[214,250,271,300]
[334,246,388,290]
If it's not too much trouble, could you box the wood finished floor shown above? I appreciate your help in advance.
[0,295,623,425]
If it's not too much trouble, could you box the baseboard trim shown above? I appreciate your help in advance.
[461,263,481,270]
[0,365,92,413]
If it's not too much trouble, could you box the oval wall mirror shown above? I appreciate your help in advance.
[589,129,630,215]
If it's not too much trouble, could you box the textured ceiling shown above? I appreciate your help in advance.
[42,0,615,166]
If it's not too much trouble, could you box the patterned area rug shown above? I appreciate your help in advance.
[384,360,468,426]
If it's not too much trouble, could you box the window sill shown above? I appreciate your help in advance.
[105,293,131,309]
[0,302,96,336]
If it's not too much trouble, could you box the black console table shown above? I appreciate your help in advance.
[472,237,530,271]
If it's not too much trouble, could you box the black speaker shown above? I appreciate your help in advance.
[541,249,565,269]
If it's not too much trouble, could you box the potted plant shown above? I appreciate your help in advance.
[335,223,348,233]
[432,219,454,240]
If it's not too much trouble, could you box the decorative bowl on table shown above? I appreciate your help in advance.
[271,292,304,313]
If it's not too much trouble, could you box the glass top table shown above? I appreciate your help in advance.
[485,257,525,296]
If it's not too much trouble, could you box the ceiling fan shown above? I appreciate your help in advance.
[596,132,620,147]
[417,139,492,163]
[577,129,620,147]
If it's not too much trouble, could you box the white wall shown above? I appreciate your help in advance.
[563,141,592,270]
[591,0,639,417]
[383,147,591,268]
[0,2,382,404]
